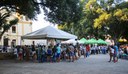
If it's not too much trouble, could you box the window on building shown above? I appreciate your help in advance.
[12,26,16,33]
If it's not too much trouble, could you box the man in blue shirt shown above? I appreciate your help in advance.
[114,44,119,62]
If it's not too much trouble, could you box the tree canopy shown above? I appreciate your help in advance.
[93,0,128,40]
[42,0,83,24]
[0,0,82,38]
[59,0,128,41]
[0,0,128,41]
[0,0,40,19]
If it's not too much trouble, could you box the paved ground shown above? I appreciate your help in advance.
[0,54,128,74]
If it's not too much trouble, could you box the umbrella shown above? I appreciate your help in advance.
[87,38,98,44]
[79,38,88,44]
[97,39,108,45]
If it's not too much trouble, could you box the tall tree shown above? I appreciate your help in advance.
[0,0,41,19]
[0,0,41,38]
[94,1,128,41]
[0,0,82,38]
[0,6,19,38]
[59,0,128,41]
[58,0,85,39]
[42,0,83,24]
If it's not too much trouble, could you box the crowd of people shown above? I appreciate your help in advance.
[108,45,119,63]
[118,44,128,59]
[13,43,82,62]
[12,41,112,63]
[1,41,127,63]
[108,44,128,63]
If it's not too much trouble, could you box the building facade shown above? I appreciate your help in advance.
[0,15,32,46]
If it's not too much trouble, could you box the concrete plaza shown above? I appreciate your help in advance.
[0,54,128,74]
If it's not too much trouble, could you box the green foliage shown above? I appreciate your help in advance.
[59,0,128,40]
[114,8,128,21]
[0,0,40,19]
[82,0,128,40]
[0,0,41,38]
[1,0,128,41]
[0,0,83,38]
[0,6,19,38]
[93,0,128,40]
[42,0,83,24]
[0,18,19,38]
[94,13,111,28]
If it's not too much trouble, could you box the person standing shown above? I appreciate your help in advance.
[52,45,57,62]
[31,41,37,62]
[14,47,18,60]
[79,44,82,57]
[41,45,46,62]
[56,43,61,62]
[114,44,119,62]
[47,46,52,62]
[18,46,23,61]
[83,45,86,58]
[25,46,30,61]
[37,45,42,62]
[69,44,75,62]
[108,46,114,62]
[86,45,90,57]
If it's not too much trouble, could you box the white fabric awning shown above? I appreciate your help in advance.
[61,39,77,44]
[22,26,77,40]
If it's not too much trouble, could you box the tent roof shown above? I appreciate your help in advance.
[21,26,77,39]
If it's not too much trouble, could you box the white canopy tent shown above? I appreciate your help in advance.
[21,26,77,40]
[61,39,77,44]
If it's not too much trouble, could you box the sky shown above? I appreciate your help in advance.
[32,10,51,31]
